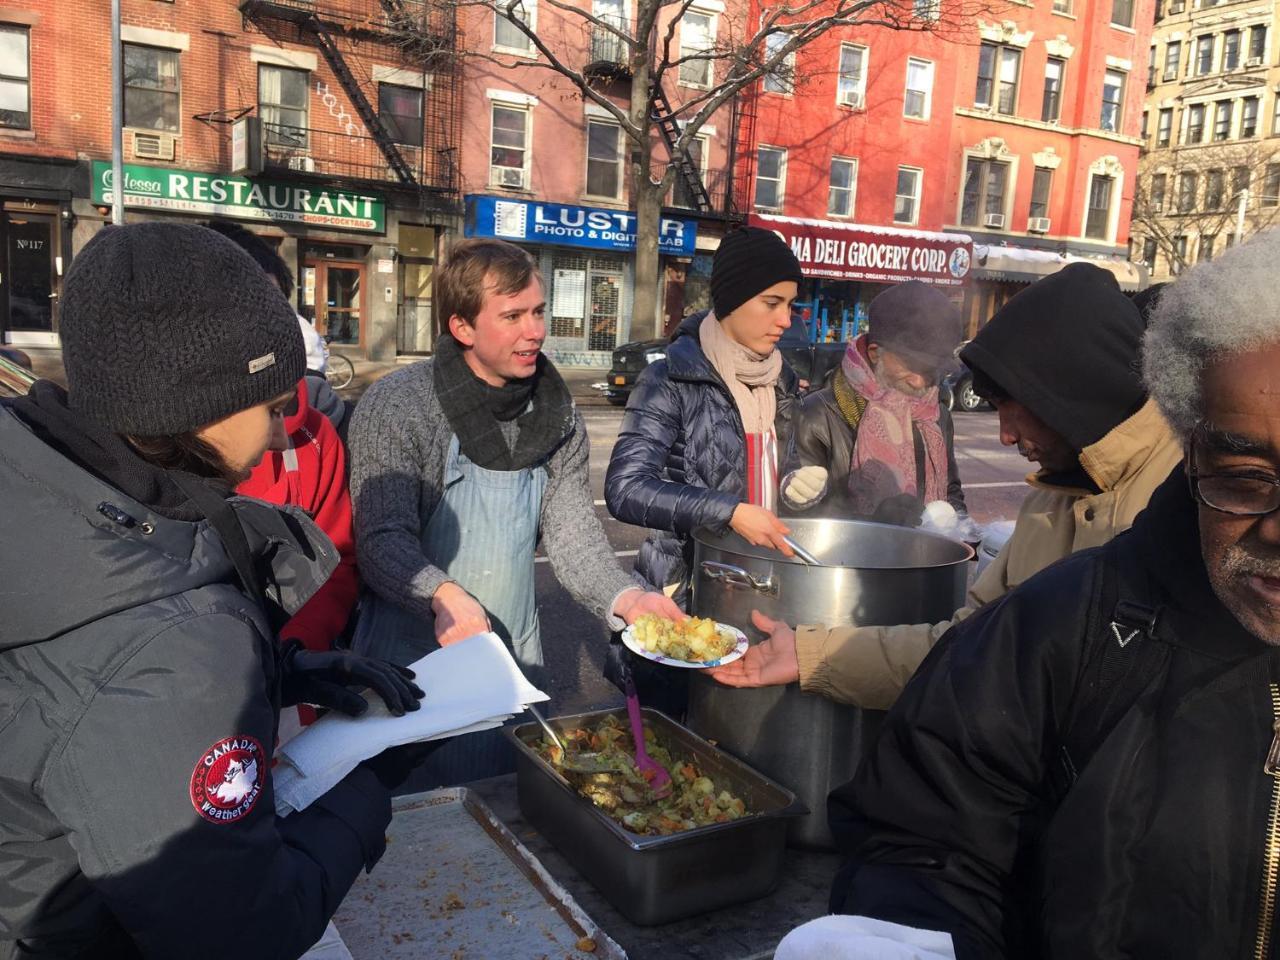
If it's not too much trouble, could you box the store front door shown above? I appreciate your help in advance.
[544,250,630,361]
[303,258,365,347]
[1,211,59,346]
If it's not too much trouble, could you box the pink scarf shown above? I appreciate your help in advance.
[842,336,948,515]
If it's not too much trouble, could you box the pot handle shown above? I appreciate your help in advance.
[699,561,779,598]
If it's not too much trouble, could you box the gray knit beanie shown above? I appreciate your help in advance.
[60,222,305,435]
[711,226,804,320]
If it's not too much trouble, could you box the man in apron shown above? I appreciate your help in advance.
[348,237,682,783]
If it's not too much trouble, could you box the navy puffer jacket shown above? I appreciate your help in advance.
[605,312,801,602]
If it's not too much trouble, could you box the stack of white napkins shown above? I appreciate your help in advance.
[273,632,548,816]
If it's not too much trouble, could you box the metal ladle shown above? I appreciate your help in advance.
[782,535,821,566]
[527,704,625,774]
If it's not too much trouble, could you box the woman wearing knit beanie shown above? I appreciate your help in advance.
[605,225,806,607]
[0,222,429,956]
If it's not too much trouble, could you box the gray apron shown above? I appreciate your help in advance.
[353,435,548,784]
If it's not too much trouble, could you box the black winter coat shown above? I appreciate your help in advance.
[829,467,1280,958]
[793,384,967,519]
[604,312,801,600]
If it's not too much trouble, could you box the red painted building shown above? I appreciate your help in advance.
[743,0,1153,338]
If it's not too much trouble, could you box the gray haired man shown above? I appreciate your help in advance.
[773,229,1280,958]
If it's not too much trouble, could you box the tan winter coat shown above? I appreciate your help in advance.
[794,399,1184,709]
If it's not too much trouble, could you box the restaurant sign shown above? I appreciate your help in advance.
[91,162,386,233]
[466,194,697,256]
[749,214,972,287]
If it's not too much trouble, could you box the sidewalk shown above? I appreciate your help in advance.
[20,348,617,407]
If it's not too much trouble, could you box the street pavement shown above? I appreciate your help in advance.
[538,405,1027,715]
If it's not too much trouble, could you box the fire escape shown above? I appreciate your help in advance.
[238,0,460,211]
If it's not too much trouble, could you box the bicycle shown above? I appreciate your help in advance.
[322,335,356,390]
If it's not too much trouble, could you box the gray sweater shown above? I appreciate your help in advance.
[348,359,638,628]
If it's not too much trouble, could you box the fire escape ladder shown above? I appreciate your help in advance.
[651,80,712,213]
[726,72,758,220]
[303,15,418,186]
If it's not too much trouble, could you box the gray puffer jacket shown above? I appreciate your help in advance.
[0,405,391,960]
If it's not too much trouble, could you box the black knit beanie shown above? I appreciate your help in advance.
[60,222,305,436]
[867,280,963,372]
[710,226,804,320]
[960,262,1145,452]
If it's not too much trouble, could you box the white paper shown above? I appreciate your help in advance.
[273,633,548,815]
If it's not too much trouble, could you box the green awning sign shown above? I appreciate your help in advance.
[91,161,386,234]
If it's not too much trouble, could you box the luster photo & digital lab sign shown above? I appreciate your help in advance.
[750,214,972,287]
[466,195,697,256]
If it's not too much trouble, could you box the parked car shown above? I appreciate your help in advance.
[938,342,991,413]
[604,313,846,405]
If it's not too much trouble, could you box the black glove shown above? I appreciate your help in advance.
[279,641,424,717]
[361,741,442,791]
[870,493,925,528]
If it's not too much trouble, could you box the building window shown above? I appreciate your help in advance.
[1173,235,1188,273]
[1112,0,1134,27]
[672,135,707,208]
[1264,163,1280,206]
[679,11,714,87]
[1029,167,1053,220]
[1213,100,1233,140]
[1100,70,1125,132]
[124,44,180,133]
[837,44,867,107]
[585,119,622,198]
[1149,45,1157,87]
[763,29,794,94]
[1223,30,1241,70]
[827,157,858,217]
[0,26,29,129]
[494,0,534,51]
[913,0,941,20]
[1150,172,1167,210]
[1158,107,1173,145]
[1242,96,1260,137]
[1142,236,1158,266]
[1142,110,1150,138]
[1273,95,1280,135]
[1053,0,1072,12]
[755,145,786,210]
[259,64,307,147]
[489,103,529,189]
[1042,57,1065,122]
[1186,103,1205,143]
[960,157,1009,226]
[1178,170,1198,212]
[1205,168,1225,209]
[1163,40,1181,80]
[976,42,1021,115]
[378,83,423,147]
[1194,35,1214,75]
[1250,26,1267,63]
[904,58,933,119]
[894,166,922,224]
[1085,175,1114,239]
[1232,165,1251,199]
[1200,234,1216,261]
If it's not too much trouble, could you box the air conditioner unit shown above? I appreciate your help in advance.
[132,131,175,161]
[983,213,1006,229]
[287,156,316,173]
[496,167,525,189]
[1152,202,1164,213]
[1168,1,1184,10]
[838,92,864,108]
[1247,55,1263,66]
[1028,216,1052,233]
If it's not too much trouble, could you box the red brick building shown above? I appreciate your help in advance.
[741,0,1153,338]
[0,0,460,358]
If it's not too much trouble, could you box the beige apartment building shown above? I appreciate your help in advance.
[1136,0,1280,278]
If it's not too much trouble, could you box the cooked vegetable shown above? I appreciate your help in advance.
[630,614,738,663]
[537,714,748,836]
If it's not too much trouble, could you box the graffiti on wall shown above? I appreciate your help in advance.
[316,81,367,138]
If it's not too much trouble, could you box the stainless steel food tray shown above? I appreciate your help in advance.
[505,707,801,926]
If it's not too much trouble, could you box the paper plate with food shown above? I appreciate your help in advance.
[621,613,748,669]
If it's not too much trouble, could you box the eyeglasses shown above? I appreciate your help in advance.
[1187,444,1280,516]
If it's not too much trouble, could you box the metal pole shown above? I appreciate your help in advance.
[1236,186,1248,247]
[110,0,124,225]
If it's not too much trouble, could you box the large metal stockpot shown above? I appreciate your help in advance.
[686,517,973,849]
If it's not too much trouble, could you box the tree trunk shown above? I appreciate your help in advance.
[632,177,663,341]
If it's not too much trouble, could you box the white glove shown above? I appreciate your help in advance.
[782,465,828,508]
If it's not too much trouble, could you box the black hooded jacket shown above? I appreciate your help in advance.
[829,468,1280,958]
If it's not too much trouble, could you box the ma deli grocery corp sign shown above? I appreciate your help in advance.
[749,215,972,287]
[92,162,386,233]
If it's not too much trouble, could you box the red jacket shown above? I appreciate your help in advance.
[238,378,358,654]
